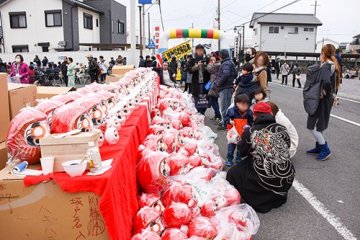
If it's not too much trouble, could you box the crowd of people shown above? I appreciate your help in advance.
[0,54,128,86]
[156,43,340,213]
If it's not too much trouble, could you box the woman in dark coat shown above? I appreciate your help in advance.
[306,44,340,161]
[226,102,295,213]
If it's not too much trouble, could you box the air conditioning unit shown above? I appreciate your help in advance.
[58,41,66,47]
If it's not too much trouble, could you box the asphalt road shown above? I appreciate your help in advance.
[204,80,360,240]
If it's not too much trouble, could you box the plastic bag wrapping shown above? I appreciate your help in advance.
[161,182,197,208]
[51,103,93,133]
[7,107,49,164]
[137,150,170,194]
[197,126,217,140]
[227,127,239,144]
[138,193,164,212]
[165,152,191,176]
[132,231,161,240]
[161,228,188,240]
[187,216,217,239]
[132,206,164,235]
[162,202,192,228]
[36,99,64,115]
[213,204,260,240]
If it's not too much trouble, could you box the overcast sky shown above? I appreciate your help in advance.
[119,0,359,46]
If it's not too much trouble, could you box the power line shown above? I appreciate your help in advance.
[224,0,301,31]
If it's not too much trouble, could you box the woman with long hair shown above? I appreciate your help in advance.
[253,51,270,96]
[306,44,340,160]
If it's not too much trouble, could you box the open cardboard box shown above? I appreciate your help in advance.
[36,86,73,99]
[105,74,124,83]
[8,83,37,119]
[40,132,100,172]
[111,65,135,75]
[0,166,109,239]
[0,73,10,142]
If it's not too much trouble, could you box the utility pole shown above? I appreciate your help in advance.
[311,0,320,16]
[148,12,151,43]
[191,22,194,52]
[142,4,146,49]
[138,5,143,56]
[217,0,221,50]
[130,0,136,65]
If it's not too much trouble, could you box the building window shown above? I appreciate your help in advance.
[12,45,28,52]
[304,27,314,32]
[83,13,93,30]
[269,26,279,34]
[45,10,62,27]
[9,12,27,29]
[111,19,114,33]
[288,27,298,34]
[117,21,125,34]
[96,19,99,27]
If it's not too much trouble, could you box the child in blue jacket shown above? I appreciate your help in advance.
[224,94,254,166]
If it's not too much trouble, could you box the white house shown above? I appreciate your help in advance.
[0,0,127,53]
[250,12,322,54]
[315,38,339,53]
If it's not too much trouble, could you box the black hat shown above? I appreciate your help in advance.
[219,49,229,59]
[241,63,254,73]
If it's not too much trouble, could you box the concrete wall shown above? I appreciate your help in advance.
[62,0,80,50]
[84,0,127,44]
[259,24,318,53]
[0,0,64,53]
[77,7,100,45]
[0,49,152,66]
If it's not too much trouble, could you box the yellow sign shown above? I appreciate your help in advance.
[162,41,192,61]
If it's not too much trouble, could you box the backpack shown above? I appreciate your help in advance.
[230,62,238,79]
[303,64,324,116]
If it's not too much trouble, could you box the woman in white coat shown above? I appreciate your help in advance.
[268,101,299,158]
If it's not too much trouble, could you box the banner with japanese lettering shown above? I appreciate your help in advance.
[162,41,192,61]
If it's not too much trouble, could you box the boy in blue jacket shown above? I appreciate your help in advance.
[224,94,254,166]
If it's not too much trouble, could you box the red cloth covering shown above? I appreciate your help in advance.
[24,105,151,240]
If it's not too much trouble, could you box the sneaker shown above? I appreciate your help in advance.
[225,160,233,167]
[216,118,222,124]
[235,159,242,165]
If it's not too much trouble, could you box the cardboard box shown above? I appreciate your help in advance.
[0,142,7,170]
[105,74,124,83]
[0,167,109,240]
[40,132,100,172]
[8,83,37,119]
[36,86,72,99]
[111,65,135,75]
[0,73,10,142]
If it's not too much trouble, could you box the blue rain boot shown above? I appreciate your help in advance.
[307,142,321,154]
[316,143,331,161]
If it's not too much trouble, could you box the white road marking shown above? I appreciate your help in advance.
[293,180,357,240]
[337,96,360,104]
[270,81,360,104]
[330,114,360,127]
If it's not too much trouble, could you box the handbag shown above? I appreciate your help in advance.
[195,94,209,109]
[204,81,212,91]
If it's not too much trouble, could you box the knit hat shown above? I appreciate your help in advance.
[253,102,272,115]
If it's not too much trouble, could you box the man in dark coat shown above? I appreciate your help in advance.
[226,102,295,213]
[86,54,99,83]
[213,49,237,129]
[169,56,178,74]
[61,57,68,86]
[190,44,210,114]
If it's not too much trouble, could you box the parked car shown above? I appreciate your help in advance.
[343,69,358,79]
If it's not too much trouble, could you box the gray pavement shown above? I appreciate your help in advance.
[204,80,360,240]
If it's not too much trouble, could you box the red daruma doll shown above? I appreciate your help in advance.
[7,107,50,164]
[51,103,93,133]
